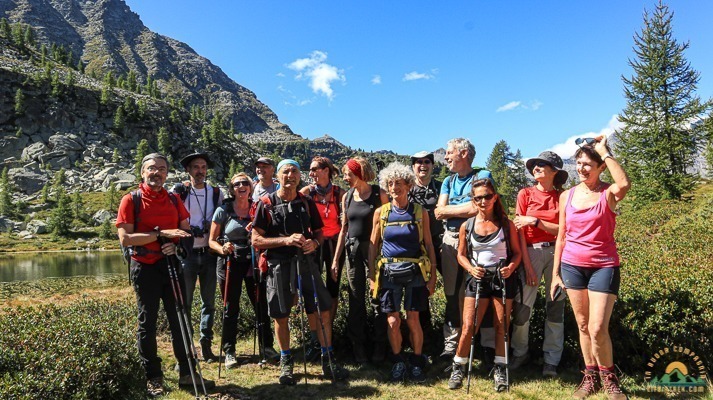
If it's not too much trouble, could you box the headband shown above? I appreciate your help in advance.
[346,159,363,181]
[276,159,300,172]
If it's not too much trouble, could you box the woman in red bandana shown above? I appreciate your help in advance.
[331,157,389,364]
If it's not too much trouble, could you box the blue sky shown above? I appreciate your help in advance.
[124,0,713,165]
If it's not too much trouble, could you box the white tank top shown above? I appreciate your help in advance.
[469,227,507,267]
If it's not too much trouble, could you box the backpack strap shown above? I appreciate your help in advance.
[345,187,355,212]
[131,190,142,232]
[212,186,220,208]
[333,185,342,224]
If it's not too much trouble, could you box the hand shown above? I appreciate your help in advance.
[160,242,177,256]
[426,278,436,296]
[434,206,446,220]
[368,277,375,292]
[524,265,538,286]
[222,242,234,256]
[285,233,306,248]
[551,277,565,300]
[302,239,318,254]
[594,135,609,157]
[470,264,485,279]
[513,215,537,230]
[500,263,515,279]
[330,262,339,282]
[160,229,191,239]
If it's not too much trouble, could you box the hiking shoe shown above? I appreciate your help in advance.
[305,340,322,362]
[509,353,530,370]
[178,373,215,390]
[572,369,601,399]
[225,352,238,369]
[439,349,455,365]
[600,370,628,400]
[201,339,218,363]
[410,364,426,383]
[543,363,558,377]
[263,346,280,363]
[493,364,508,392]
[390,361,407,383]
[146,377,164,397]
[279,354,296,386]
[448,362,465,390]
[321,352,350,381]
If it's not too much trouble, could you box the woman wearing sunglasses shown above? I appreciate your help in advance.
[208,172,277,369]
[299,156,345,360]
[447,178,521,392]
[510,151,568,377]
[551,135,630,400]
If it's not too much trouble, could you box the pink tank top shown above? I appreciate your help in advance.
[561,185,620,268]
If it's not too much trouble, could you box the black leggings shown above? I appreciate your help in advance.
[217,256,273,354]
[320,236,345,298]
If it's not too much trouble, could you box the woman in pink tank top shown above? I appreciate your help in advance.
[551,135,631,399]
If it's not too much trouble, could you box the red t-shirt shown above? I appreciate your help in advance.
[516,186,560,244]
[116,183,190,264]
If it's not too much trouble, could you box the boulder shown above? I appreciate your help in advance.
[49,133,85,152]
[8,168,48,194]
[92,209,113,225]
[114,179,136,191]
[26,220,48,234]
[21,142,48,162]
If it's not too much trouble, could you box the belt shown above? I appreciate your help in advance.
[527,241,556,249]
[193,247,210,254]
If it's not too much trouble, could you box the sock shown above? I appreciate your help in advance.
[321,347,328,355]
[453,355,468,365]
[586,365,598,372]
[280,349,291,357]
[599,365,615,373]
[410,353,426,368]
[494,356,506,365]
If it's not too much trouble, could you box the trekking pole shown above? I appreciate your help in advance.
[295,256,309,385]
[466,268,481,394]
[251,245,268,367]
[156,228,207,398]
[217,241,231,379]
[308,267,336,382]
[498,257,510,393]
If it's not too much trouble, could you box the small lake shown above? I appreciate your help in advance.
[0,251,126,282]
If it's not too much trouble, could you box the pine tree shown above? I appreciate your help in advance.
[0,18,10,39]
[99,217,114,239]
[106,182,118,210]
[486,140,527,213]
[157,127,171,158]
[127,70,137,92]
[72,191,85,223]
[0,167,13,216]
[40,44,47,64]
[618,2,713,202]
[23,24,34,47]
[103,71,115,88]
[65,70,75,87]
[50,71,62,97]
[113,105,125,134]
[100,84,110,106]
[134,139,149,179]
[11,23,24,48]
[112,148,121,163]
[50,187,73,237]
[14,88,24,115]
[52,168,66,202]
[41,184,50,204]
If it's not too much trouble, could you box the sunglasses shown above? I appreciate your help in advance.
[232,181,251,188]
[533,161,552,169]
[575,137,597,147]
[413,159,432,165]
[473,193,495,202]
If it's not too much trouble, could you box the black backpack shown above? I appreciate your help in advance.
[172,183,221,209]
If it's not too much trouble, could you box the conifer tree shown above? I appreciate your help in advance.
[618,2,713,201]
[50,187,72,237]
[112,148,121,163]
[72,191,85,223]
[23,24,34,47]
[50,71,62,97]
[65,70,75,87]
[11,23,24,47]
[106,182,118,210]
[14,88,24,115]
[134,139,149,179]
[486,140,527,212]
[127,70,137,92]
[0,18,10,39]
[99,217,114,239]
[52,168,66,201]
[0,167,13,216]
[113,105,125,134]
[157,127,171,158]
[41,184,50,204]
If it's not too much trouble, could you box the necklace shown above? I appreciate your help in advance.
[392,202,409,215]
[580,182,602,195]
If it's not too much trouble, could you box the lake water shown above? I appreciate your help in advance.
[0,251,126,282]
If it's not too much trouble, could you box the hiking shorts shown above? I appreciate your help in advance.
[378,274,429,313]
[561,262,620,295]
[464,271,517,300]
[265,256,332,319]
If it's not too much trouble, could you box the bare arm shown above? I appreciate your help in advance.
[208,221,228,255]
[251,226,305,250]
[367,207,383,281]
[501,220,522,278]
[551,190,568,299]
[118,219,190,247]
[594,135,631,207]
[434,193,477,220]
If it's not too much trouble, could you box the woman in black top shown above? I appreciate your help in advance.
[331,156,389,363]
[208,172,276,369]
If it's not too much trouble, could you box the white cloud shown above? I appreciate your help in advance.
[403,71,434,81]
[529,100,543,111]
[276,72,285,77]
[287,50,345,100]
[277,85,314,107]
[546,115,624,159]
[497,101,521,112]
[371,75,382,85]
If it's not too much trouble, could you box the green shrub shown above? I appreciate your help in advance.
[0,298,144,399]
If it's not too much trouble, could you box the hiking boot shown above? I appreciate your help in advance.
[448,362,465,389]
[410,364,426,383]
[572,370,601,399]
[509,353,530,370]
[439,349,455,365]
[279,354,296,386]
[321,352,350,381]
[353,343,368,364]
[543,363,558,377]
[305,339,322,362]
[390,361,407,382]
[146,377,164,397]
[224,352,238,369]
[372,341,386,363]
[200,339,218,363]
[600,370,628,400]
[178,373,215,390]
[493,364,508,392]
[263,346,280,364]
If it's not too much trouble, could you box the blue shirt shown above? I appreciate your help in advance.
[440,168,494,231]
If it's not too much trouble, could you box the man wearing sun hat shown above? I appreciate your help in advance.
[511,150,568,377]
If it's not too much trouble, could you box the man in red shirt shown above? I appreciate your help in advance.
[116,153,215,396]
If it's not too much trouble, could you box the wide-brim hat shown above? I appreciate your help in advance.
[254,157,275,166]
[180,152,214,169]
[410,151,435,164]
[526,151,568,186]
